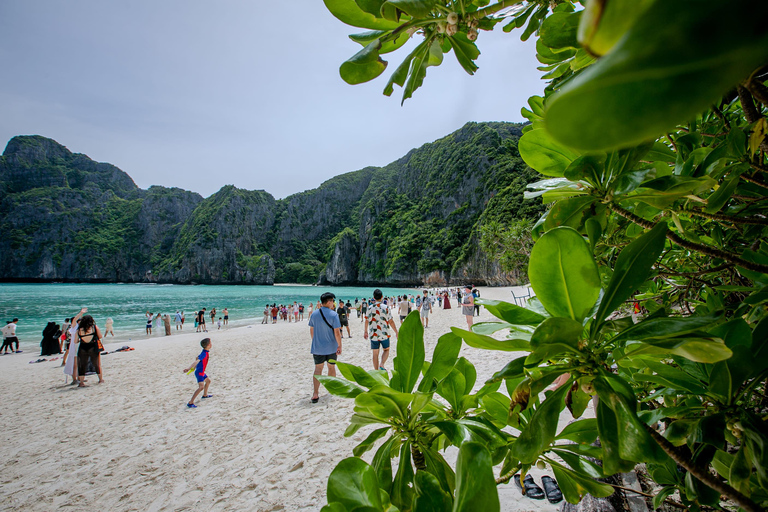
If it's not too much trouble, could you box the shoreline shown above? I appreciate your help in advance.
[0,285,554,512]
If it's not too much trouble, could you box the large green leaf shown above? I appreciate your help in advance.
[453,442,500,512]
[317,375,366,398]
[327,457,384,510]
[446,32,480,76]
[413,471,453,512]
[390,441,413,511]
[596,400,636,475]
[372,436,397,491]
[595,222,667,326]
[355,385,414,421]
[337,361,382,388]
[393,312,425,394]
[324,0,402,29]
[349,29,410,54]
[539,11,581,50]
[382,0,439,18]
[543,196,597,231]
[529,317,583,361]
[612,314,721,344]
[422,448,456,496]
[475,298,547,325]
[518,128,581,177]
[528,227,601,322]
[353,427,391,456]
[550,461,614,504]
[452,327,531,352]
[481,392,511,425]
[418,332,462,392]
[545,0,768,151]
[433,419,507,450]
[510,381,570,464]
[486,356,527,384]
[436,368,465,411]
[556,418,599,444]
[340,39,388,84]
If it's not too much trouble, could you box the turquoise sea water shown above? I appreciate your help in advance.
[0,283,415,351]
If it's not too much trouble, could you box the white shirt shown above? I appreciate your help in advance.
[1,323,16,337]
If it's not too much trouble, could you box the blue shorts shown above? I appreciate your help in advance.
[370,338,390,350]
[196,372,208,383]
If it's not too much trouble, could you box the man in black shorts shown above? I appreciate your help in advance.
[308,292,342,403]
[337,300,352,338]
[198,308,207,333]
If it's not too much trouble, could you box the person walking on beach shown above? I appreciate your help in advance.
[146,312,153,335]
[262,305,270,324]
[397,296,409,325]
[104,317,114,337]
[308,292,342,404]
[217,317,222,330]
[307,302,313,319]
[299,303,305,321]
[472,287,481,316]
[198,308,208,332]
[364,289,398,372]
[462,286,475,329]
[360,298,367,322]
[183,338,213,408]
[1,319,20,354]
[75,315,104,387]
[420,290,433,328]
[223,308,229,326]
[175,311,183,330]
[336,301,351,338]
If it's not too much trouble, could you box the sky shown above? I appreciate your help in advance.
[0,1,542,199]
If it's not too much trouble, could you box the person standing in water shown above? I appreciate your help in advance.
[223,308,229,326]
[104,317,114,337]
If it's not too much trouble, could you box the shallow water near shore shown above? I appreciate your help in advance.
[0,283,416,350]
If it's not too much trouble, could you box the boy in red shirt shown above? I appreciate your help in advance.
[183,338,213,408]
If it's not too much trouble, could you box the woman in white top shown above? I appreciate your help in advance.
[63,308,87,384]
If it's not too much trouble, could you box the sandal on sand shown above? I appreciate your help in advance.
[202,395,213,399]
[311,397,319,404]
[187,403,197,408]
[541,476,563,504]
[513,474,545,500]
[78,383,88,388]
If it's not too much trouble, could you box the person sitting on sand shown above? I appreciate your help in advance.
[183,338,213,408]
[75,314,104,387]
[308,292,342,404]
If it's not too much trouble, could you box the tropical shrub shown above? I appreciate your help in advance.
[320,0,768,510]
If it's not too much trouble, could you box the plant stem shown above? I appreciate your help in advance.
[607,483,688,510]
[740,172,768,190]
[608,203,768,274]
[687,210,768,226]
[472,0,524,19]
[739,85,761,124]
[643,424,765,512]
[411,444,426,470]
[496,464,520,484]
[746,79,768,110]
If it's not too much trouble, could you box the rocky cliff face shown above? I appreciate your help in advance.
[0,122,543,285]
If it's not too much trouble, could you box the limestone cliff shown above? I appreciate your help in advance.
[0,122,543,285]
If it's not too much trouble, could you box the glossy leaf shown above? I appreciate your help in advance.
[317,375,366,398]
[337,361,382,388]
[510,381,570,464]
[556,418,599,444]
[550,461,614,504]
[413,470,452,512]
[612,314,721,344]
[486,356,527,384]
[577,0,652,56]
[422,448,456,496]
[446,32,480,76]
[355,385,414,421]
[433,419,507,450]
[372,436,397,491]
[545,0,768,150]
[324,0,401,30]
[327,457,384,510]
[544,196,597,231]
[436,368,465,411]
[391,441,414,511]
[451,327,531,352]
[529,317,583,361]
[340,39,388,84]
[596,400,636,475]
[519,128,581,178]
[539,11,581,50]
[453,442,500,512]
[418,332,462,392]
[595,222,667,326]
[349,29,410,54]
[481,392,511,425]
[393,312,425,394]
[475,298,547,325]
[353,427,391,456]
[528,227,601,322]
[382,0,438,18]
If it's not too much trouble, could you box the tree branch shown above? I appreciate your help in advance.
[608,203,768,274]
[644,424,765,512]
[472,0,524,19]
[739,85,761,124]
[746,79,768,110]
[688,210,768,226]
[496,464,520,484]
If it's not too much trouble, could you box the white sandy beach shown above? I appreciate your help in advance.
[0,286,569,512]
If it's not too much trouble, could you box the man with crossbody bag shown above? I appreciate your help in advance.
[308,292,342,404]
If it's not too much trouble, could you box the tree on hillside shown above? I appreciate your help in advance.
[315,1,768,511]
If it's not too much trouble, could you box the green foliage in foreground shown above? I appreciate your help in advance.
[322,0,768,510]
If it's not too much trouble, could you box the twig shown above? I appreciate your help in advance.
[739,85,761,124]
[607,483,688,510]
[496,464,520,484]
[687,210,768,226]
[712,103,732,131]
[655,262,733,277]
[644,424,765,512]
[608,203,768,274]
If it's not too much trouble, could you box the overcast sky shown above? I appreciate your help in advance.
[0,1,541,199]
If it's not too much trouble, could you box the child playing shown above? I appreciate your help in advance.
[183,338,212,408]
[217,317,222,330]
